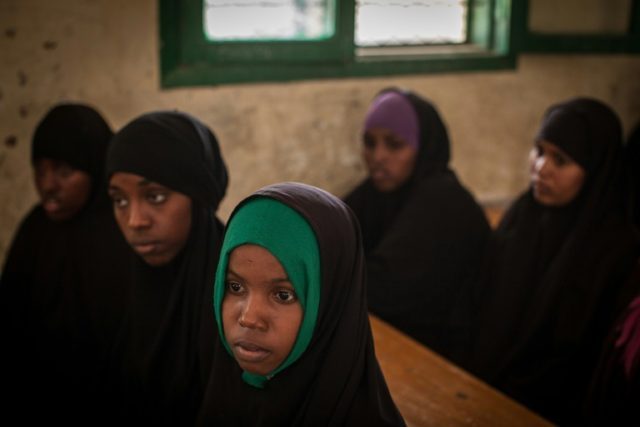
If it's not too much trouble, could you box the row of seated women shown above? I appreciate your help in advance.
[0,88,638,425]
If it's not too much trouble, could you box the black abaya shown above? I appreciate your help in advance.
[197,182,405,426]
[345,89,490,364]
[104,111,228,425]
[471,98,640,424]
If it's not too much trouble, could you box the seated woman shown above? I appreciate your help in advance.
[0,103,131,422]
[344,88,490,364]
[583,122,640,425]
[105,111,228,424]
[471,98,639,424]
[585,269,640,425]
[626,121,640,227]
[197,182,405,426]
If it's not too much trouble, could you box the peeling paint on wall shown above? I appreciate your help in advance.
[4,135,17,148]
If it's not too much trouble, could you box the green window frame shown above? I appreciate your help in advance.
[518,0,640,53]
[160,0,521,87]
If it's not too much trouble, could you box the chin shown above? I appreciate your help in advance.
[372,181,398,193]
[140,253,172,267]
[45,210,75,222]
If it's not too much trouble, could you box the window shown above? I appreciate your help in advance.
[519,0,640,52]
[160,0,519,87]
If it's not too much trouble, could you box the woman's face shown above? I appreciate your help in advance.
[530,140,587,207]
[34,158,92,221]
[363,128,417,192]
[108,172,192,266]
[222,244,303,376]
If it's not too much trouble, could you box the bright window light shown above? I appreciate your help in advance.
[355,0,468,46]
[204,0,336,41]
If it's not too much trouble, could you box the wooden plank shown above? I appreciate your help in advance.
[370,315,554,427]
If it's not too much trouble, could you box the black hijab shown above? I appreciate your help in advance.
[104,111,228,425]
[344,89,490,364]
[197,182,405,426]
[471,98,640,424]
[0,103,130,422]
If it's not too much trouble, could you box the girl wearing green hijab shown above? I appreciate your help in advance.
[199,182,405,426]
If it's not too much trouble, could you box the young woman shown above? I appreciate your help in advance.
[105,111,228,424]
[198,182,405,426]
[0,103,131,422]
[583,123,640,424]
[344,88,490,364]
[471,98,639,424]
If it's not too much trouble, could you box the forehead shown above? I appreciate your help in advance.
[229,245,285,270]
[537,140,571,157]
[109,171,155,189]
[34,158,70,169]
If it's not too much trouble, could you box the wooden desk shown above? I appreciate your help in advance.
[370,315,553,427]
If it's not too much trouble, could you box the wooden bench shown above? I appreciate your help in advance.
[370,315,553,427]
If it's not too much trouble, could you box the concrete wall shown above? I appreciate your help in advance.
[2,0,640,263]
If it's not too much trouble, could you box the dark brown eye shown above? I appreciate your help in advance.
[109,192,128,209]
[363,134,375,149]
[226,281,243,294]
[273,289,297,304]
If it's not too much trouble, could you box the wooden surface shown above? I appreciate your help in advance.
[370,315,554,427]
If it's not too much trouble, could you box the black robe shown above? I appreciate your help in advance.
[626,122,640,227]
[197,182,406,426]
[104,111,228,425]
[471,98,640,424]
[345,89,490,364]
[585,261,640,425]
[0,103,131,423]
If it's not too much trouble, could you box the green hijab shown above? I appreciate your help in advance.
[213,197,321,388]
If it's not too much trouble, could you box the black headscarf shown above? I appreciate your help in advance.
[104,111,228,425]
[471,98,640,424]
[344,89,491,364]
[197,182,405,426]
[0,103,132,422]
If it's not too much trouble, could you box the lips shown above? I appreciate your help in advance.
[370,168,389,182]
[42,197,62,214]
[532,179,552,195]
[233,340,271,363]
[131,241,159,255]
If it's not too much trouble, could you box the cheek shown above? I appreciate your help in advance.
[362,148,374,166]
[396,150,417,178]
[162,200,193,248]
[564,171,586,196]
[277,307,303,353]
[221,298,236,337]
[113,208,129,236]
[62,175,92,206]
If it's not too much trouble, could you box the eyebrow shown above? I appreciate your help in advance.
[226,268,291,285]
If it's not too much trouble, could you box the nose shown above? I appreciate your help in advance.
[39,169,59,195]
[238,295,268,331]
[533,155,550,177]
[127,202,151,230]
[370,143,388,165]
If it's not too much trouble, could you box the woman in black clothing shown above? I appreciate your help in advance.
[197,182,405,426]
[626,122,640,227]
[584,122,640,425]
[472,97,639,424]
[0,103,131,422]
[105,111,228,424]
[344,88,490,364]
